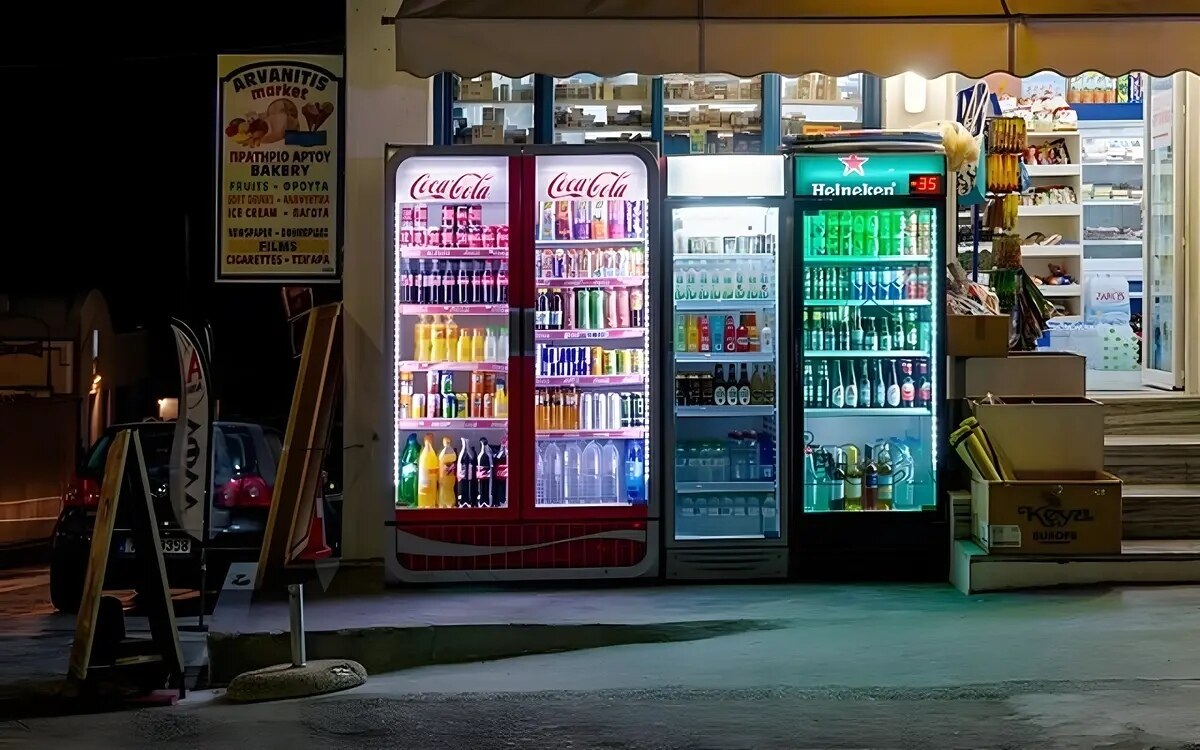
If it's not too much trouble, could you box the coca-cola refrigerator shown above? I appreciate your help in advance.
[384,144,662,582]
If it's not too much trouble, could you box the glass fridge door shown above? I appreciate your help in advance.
[391,155,513,511]
[662,74,764,155]
[670,204,782,541]
[1143,74,1184,388]
[553,74,653,144]
[453,74,535,145]
[796,199,940,513]
[531,153,653,509]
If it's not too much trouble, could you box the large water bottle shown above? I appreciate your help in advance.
[580,441,602,502]
[684,440,700,483]
[535,444,548,504]
[563,443,582,503]
[758,432,776,482]
[545,443,563,504]
[744,431,760,481]
[675,442,689,484]
[601,441,621,502]
[625,440,646,503]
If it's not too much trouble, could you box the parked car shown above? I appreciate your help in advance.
[49,420,284,613]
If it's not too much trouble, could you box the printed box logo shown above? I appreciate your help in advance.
[811,182,897,196]
[1018,503,1096,544]
[410,172,493,201]
[547,171,631,199]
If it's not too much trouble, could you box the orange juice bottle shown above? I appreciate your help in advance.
[428,316,446,362]
[437,437,457,508]
[457,326,473,363]
[444,315,459,362]
[471,327,485,362]
[494,379,509,418]
[414,315,431,361]
[417,433,439,508]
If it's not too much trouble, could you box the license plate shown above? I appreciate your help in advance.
[122,537,192,555]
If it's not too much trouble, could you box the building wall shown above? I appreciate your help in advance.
[341,1,431,561]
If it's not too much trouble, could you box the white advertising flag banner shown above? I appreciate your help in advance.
[169,323,212,541]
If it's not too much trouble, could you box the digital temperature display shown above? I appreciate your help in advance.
[909,174,944,195]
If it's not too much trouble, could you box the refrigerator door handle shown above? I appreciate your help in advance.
[521,308,536,357]
[509,308,523,358]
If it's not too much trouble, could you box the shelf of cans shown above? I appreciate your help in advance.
[398,370,509,423]
[399,203,509,251]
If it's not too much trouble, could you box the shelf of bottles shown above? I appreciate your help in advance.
[663,74,764,155]
[533,195,649,508]
[553,74,654,144]
[800,206,939,513]
[394,193,510,511]
[670,205,780,540]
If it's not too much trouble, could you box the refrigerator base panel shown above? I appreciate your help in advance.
[387,520,659,582]
[665,547,787,580]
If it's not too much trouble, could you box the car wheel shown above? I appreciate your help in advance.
[49,545,87,614]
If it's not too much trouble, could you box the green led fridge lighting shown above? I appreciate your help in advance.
[794,152,946,197]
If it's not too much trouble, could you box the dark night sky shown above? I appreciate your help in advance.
[5,3,345,426]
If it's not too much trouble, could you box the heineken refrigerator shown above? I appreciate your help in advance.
[662,154,791,579]
[789,135,949,579]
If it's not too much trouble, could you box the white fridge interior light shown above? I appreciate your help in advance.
[903,72,928,114]
[666,155,786,198]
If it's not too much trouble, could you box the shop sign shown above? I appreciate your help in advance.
[394,156,510,204]
[1151,89,1173,150]
[794,152,945,198]
[217,55,343,282]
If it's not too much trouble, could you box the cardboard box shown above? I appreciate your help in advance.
[467,123,504,144]
[948,314,1009,357]
[949,352,1087,399]
[458,80,492,101]
[971,471,1122,555]
[971,397,1105,474]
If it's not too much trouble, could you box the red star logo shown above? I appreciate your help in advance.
[839,154,869,176]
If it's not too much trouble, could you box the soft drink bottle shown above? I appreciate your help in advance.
[437,437,457,508]
[563,443,582,503]
[476,438,495,506]
[581,441,602,502]
[398,433,420,507]
[625,440,645,503]
[417,433,439,508]
[494,439,508,507]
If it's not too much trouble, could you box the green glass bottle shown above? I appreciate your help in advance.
[398,433,421,507]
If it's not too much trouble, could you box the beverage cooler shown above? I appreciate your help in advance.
[789,136,949,579]
[662,155,790,579]
[384,144,661,582]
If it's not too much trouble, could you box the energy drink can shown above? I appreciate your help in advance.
[607,393,622,431]
[580,393,595,430]
[591,346,604,375]
[440,371,455,394]
[576,289,591,330]
[603,350,617,375]
[456,393,468,417]
[617,349,631,374]
[823,210,840,256]
[443,394,457,419]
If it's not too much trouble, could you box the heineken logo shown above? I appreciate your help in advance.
[811,182,897,196]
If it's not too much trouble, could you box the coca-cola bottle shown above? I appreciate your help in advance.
[476,438,495,506]
[455,437,476,507]
[494,439,508,507]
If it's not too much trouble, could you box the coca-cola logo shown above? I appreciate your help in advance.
[547,170,631,199]
[409,172,493,200]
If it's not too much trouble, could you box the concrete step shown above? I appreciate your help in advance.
[1099,396,1200,436]
[1123,484,1200,539]
[1104,434,1200,485]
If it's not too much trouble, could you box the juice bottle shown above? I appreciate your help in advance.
[685,315,699,352]
[428,316,446,362]
[437,437,457,508]
[417,433,439,508]
[494,379,509,418]
[483,327,498,362]
[747,313,760,352]
[472,327,485,362]
[444,315,459,362]
[457,327,473,363]
[414,315,431,361]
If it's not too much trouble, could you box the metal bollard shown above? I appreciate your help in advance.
[288,583,306,667]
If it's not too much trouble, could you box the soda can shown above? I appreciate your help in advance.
[608,200,626,239]
[590,288,605,330]
[470,393,484,418]
[851,268,865,300]
[736,235,748,254]
[443,394,457,419]
[468,204,483,226]
[625,200,646,240]
[412,227,427,247]
[455,205,470,231]
[470,371,485,393]
[632,393,645,426]
[456,393,468,417]
[620,393,632,428]
[482,225,498,248]
[426,227,441,248]
[580,393,595,430]
[441,205,456,227]
[468,225,484,248]
[455,227,471,248]
[602,350,616,375]
[538,344,549,375]
[723,236,737,254]
[595,392,609,430]
[630,349,644,374]
[617,349,631,374]
[496,224,509,248]
[415,204,428,229]
[591,346,604,375]
[823,210,840,255]
[401,206,414,227]
[399,226,413,246]
[864,268,878,300]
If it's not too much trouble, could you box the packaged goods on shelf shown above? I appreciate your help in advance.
[458,79,491,101]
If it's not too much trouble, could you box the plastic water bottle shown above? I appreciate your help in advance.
[545,443,563,504]
[744,431,760,481]
[601,441,621,502]
[758,432,776,482]
[729,431,748,480]
[580,441,601,502]
[625,440,645,503]
[563,443,582,503]
[675,442,689,484]
[535,444,547,504]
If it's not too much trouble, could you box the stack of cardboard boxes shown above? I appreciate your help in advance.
[949,315,1123,557]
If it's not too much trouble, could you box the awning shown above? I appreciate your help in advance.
[392,0,1200,78]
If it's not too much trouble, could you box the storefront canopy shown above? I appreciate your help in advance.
[392,0,1200,78]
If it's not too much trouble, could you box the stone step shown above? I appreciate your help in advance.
[1123,484,1200,539]
[1100,396,1200,436]
[1104,434,1200,485]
